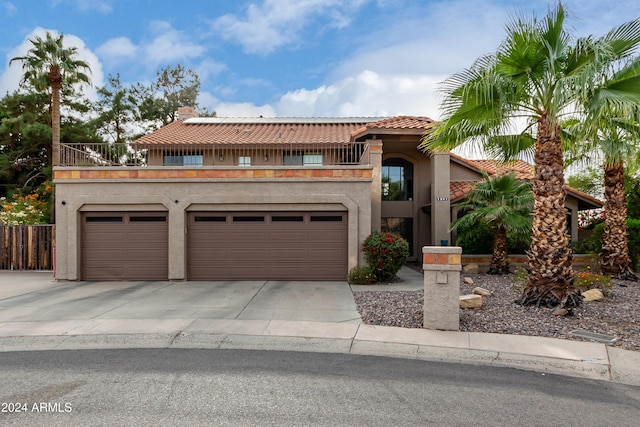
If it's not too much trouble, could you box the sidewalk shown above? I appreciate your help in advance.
[0,269,639,387]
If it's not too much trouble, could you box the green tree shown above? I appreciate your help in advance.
[9,32,91,167]
[92,73,136,144]
[0,90,51,196]
[422,4,640,310]
[452,173,533,274]
[131,64,202,134]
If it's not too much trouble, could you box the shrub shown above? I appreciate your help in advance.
[0,193,48,225]
[570,237,600,254]
[362,231,409,282]
[348,266,376,285]
[456,220,530,254]
[573,271,613,295]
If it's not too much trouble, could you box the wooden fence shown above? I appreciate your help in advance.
[0,225,55,270]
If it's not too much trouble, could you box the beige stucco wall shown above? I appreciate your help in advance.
[54,176,372,280]
[450,161,482,181]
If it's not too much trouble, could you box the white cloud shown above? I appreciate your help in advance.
[195,59,227,82]
[275,70,443,118]
[214,101,277,117]
[144,21,206,66]
[211,0,367,54]
[95,37,138,65]
[1,28,104,101]
[1,1,16,16]
[96,21,207,73]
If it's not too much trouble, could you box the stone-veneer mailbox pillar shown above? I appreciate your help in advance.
[423,246,462,331]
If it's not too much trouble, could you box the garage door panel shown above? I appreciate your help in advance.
[81,212,168,280]
[188,211,347,280]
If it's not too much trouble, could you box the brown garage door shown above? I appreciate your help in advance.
[187,211,347,280]
[81,212,168,280]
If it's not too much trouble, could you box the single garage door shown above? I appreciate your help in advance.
[187,211,347,280]
[81,212,168,280]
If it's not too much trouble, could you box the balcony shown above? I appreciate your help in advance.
[59,142,372,167]
[55,142,374,181]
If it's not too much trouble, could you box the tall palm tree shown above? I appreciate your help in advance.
[566,56,640,280]
[10,32,91,167]
[422,4,640,310]
[452,172,533,274]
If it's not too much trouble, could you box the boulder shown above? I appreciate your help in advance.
[463,263,479,274]
[472,287,492,297]
[582,289,605,302]
[459,294,483,308]
[463,277,475,285]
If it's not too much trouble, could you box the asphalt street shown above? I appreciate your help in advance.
[1,349,639,426]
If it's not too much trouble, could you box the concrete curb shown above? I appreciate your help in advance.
[1,319,638,387]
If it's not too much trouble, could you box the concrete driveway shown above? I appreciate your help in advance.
[0,272,361,324]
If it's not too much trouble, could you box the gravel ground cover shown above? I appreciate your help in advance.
[353,273,640,352]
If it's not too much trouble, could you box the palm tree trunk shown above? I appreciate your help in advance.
[601,161,637,280]
[518,113,581,310]
[488,225,509,274]
[51,81,61,167]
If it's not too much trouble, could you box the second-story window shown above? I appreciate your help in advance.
[283,151,323,166]
[163,153,203,166]
[238,156,251,166]
[382,158,414,201]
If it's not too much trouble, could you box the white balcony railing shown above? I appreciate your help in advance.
[59,142,371,167]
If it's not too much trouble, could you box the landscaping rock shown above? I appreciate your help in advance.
[472,287,492,297]
[460,294,483,308]
[463,277,475,285]
[463,263,479,274]
[582,289,605,302]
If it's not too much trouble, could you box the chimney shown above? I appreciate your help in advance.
[178,107,198,120]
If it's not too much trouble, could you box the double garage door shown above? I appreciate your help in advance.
[81,211,347,280]
[187,211,347,280]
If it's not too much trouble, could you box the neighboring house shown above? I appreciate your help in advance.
[53,109,602,281]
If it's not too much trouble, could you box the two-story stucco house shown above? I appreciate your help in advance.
[53,108,601,281]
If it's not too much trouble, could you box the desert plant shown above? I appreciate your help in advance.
[348,266,377,285]
[361,231,409,282]
[573,271,613,295]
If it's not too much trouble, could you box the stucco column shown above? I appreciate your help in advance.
[168,202,186,280]
[368,139,383,232]
[423,246,462,330]
[430,152,451,245]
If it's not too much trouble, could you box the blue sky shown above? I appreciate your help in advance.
[1,0,638,119]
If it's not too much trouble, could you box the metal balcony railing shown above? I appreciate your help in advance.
[59,142,371,167]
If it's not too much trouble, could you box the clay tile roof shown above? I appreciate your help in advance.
[365,116,436,130]
[133,117,383,146]
[351,116,436,138]
[450,181,476,201]
[449,155,603,208]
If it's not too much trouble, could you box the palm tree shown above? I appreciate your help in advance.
[422,4,640,310]
[566,54,640,280]
[10,32,91,167]
[452,172,533,274]
[579,118,639,280]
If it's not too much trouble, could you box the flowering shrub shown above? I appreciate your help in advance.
[348,266,377,285]
[361,231,409,282]
[0,193,48,225]
[573,271,613,295]
[578,208,604,229]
